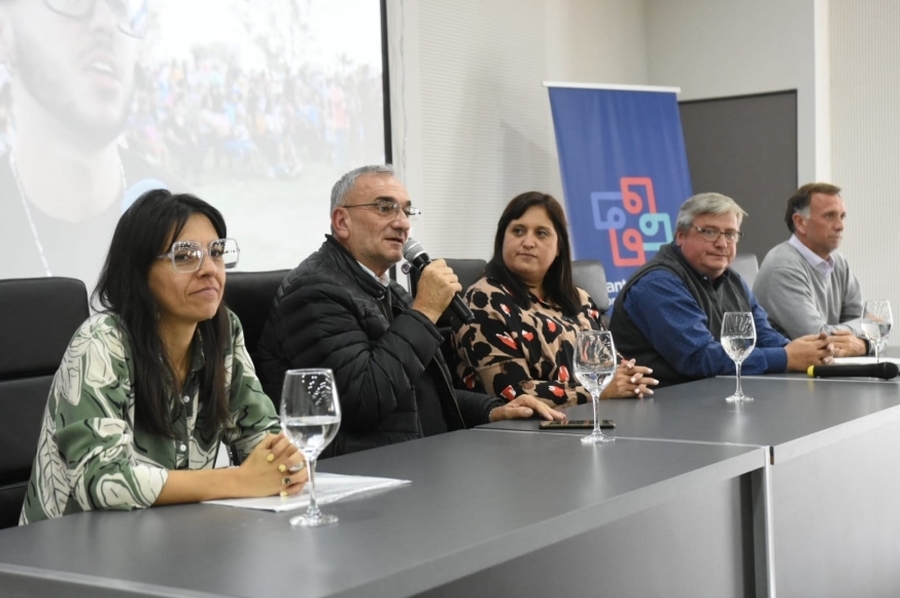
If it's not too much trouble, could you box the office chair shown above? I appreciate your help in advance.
[409,257,487,385]
[0,277,89,529]
[408,257,487,328]
[223,270,290,365]
[572,259,611,323]
[730,253,760,288]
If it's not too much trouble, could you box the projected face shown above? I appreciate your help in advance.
[0,0,141,146]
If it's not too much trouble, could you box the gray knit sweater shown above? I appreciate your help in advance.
[753,240,864,339]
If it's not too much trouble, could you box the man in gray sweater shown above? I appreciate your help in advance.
[753,183,869,357]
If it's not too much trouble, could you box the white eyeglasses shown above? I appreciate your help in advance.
[157,239,240,273]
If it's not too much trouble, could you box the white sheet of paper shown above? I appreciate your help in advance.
[203,472,410,512]
[833,356,900,366]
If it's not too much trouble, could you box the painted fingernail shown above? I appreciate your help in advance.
[282,477,291,486]
[278,464,287,473]
[630,377,637,383]
[266,453,275,463]
[280,490,288,498]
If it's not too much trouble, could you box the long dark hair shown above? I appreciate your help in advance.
[93,189,231,437]
[485,191,581,316]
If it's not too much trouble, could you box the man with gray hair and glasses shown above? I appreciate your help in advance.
[753,183,869,356]
[258,165,563,457]
[609,192,834,387]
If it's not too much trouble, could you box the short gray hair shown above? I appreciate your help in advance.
[330,164,395,212]
[676,192,748,232]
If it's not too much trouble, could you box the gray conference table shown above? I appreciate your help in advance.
[481,374,900,598]
[0,429,765,598]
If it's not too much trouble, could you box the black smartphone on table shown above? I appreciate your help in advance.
[539,419,615,430]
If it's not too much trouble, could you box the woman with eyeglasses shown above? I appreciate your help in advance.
[20,189,306,524]
[453,192,658,408]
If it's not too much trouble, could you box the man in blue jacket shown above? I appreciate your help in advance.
[609,192,835,387]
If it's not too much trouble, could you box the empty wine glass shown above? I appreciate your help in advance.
[862,300,893,363]
[721,312,756,402]
[573,330,617,444]
[281,368,342,527]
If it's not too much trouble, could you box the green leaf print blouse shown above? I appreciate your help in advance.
[19,310,280,524]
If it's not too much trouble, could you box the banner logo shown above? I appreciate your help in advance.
[590,177,673,267]
[547,85,692,300]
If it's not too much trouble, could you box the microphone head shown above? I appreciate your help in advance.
[402,238,426,263]
[877,361,900,379]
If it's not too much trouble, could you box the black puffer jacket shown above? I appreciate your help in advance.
[257,236,504,457]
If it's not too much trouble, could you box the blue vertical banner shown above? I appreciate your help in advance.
[547,83,693,301]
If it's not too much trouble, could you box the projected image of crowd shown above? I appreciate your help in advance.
[0,0,384,186]
[126,56,382,184]
[0,0,387,281]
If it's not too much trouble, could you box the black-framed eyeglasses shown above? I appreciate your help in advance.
[342,201,422,220]
[157,239,240,273]
[44,0,149,39]
[691,226,742,244]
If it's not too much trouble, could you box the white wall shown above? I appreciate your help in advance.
[386,0,648,260]
[388,0,829,257]
[830,0,900,332]
[644,0,828,185]
[389,0,899,344]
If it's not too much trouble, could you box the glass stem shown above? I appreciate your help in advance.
[735,361,743,397]
[306,457,320,518]
[875,342,881,364]
[592,391,601,437]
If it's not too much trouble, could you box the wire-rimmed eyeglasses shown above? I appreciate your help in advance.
[157,239,240,273]
[342,201,422,220]
[691,226,743,244]
[44,0,149,39]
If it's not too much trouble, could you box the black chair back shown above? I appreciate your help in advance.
[439,258,486,326]
[0,277,89,529]
[409,258,487,385]
[223,270,290,364]
[572,259,611,315]
[409,258,486,329]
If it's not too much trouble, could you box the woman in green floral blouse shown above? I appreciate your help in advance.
[20,190,306,524]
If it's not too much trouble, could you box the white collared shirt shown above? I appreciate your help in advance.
[357,261,392,287]
[788,234,835,277]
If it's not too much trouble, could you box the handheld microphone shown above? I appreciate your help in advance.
[807,362,899,380]
[402,238,475,324]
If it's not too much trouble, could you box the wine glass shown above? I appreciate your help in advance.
[862,300,893,363]
[573,330,617,444]
[721,312,756,402]
[280,368,342,527]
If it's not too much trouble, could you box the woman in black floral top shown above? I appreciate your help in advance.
[453,192,657,408]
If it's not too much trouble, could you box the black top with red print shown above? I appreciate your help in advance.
[452,276,604,407]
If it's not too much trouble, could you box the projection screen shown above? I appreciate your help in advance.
[0,0,386,290]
